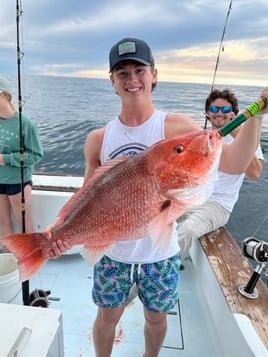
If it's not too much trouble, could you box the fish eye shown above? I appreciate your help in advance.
[174,145,184,153]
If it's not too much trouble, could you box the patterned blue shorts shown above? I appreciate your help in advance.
[92,254,181,312]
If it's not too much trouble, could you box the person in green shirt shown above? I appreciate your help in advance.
[0,76,43,245]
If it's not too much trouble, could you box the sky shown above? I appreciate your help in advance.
[1,0,268,86]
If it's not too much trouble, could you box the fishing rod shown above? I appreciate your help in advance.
[16,0,29,306]
[15,1,56,309]
[218,96,268,137]
[204,0,233,129]
[210,0,233,92]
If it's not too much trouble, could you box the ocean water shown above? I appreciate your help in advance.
[6,75,268,254]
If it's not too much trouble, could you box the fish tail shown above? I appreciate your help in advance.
[1,233,48,282]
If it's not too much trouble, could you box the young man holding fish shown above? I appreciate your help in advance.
[2,38,268,357]
[177,88,264,254]
[73,39,267,357]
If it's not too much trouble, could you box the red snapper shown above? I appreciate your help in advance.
[1,129,222,281]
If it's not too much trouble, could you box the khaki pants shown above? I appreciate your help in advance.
[177,200,230,254]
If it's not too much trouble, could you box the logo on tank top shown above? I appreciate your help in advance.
[109,142,148,159]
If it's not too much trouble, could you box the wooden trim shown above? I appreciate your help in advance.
[32,185,79,193]
[200,227,268,349]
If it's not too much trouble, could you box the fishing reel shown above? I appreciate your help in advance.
[238,237,268,299]
[242,237,268,264]
[29,289,60,307]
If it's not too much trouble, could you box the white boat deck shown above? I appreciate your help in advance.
[29,254,217,357]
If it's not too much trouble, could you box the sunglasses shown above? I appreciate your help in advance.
[209,105,232,114]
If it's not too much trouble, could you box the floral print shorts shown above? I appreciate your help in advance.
[92,254,181,312]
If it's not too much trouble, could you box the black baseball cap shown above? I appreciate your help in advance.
[109,37,154,72]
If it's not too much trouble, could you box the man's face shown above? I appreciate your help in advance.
[207,98,234,129]
[110,61,157,99]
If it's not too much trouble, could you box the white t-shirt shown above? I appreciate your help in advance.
[210,134,264,212]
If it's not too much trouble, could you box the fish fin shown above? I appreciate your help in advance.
[157,223,175,253]
[1,233,48,282]
[81,243,115,265]
[148,205,172,249]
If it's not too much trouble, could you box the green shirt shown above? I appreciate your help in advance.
[0,112,44,184]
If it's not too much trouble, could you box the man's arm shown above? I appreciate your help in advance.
[230,126,264,180]
[83,127,105,185]
[219,87,268,174]
[245,156,263,180]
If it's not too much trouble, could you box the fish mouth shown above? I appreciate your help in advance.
[207,130,222,155]
[207,134,216,152]
[188,130,222,157]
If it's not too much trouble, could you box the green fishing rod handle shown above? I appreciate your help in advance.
[219,96,268,137]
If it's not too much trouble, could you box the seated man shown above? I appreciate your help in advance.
[177,88,264,254]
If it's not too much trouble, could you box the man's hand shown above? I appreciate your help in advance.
[48,240,72,258]
[259,87,268,114]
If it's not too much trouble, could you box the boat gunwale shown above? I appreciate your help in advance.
[199,227,268,350]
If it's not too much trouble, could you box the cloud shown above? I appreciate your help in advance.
[1,0,268,86]
[154,35,268,85]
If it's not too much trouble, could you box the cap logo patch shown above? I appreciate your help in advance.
[118,41,136,56]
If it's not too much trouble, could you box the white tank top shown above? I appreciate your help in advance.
[101,109,180,264]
